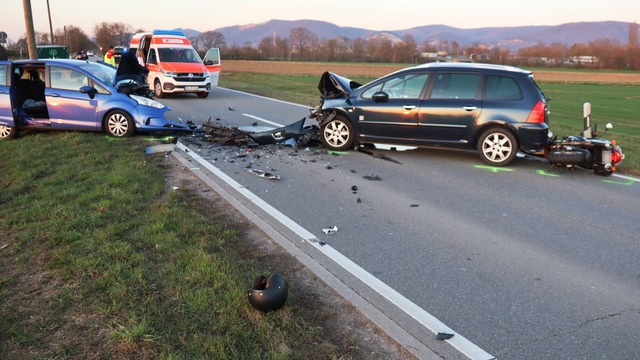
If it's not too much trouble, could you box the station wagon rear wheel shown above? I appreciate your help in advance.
[477,128,518,166]
[321,116,354,151]
[105,110,135,137]
[0,125,17,139]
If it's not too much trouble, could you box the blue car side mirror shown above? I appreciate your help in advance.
[80,85,97,99]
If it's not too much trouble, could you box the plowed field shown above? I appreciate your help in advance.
[222,60,640,83]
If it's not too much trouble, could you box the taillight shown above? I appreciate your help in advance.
[612,149,623,164]
[526,101,546,123]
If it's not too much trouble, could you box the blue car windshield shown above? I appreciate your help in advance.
[77,62,116,85]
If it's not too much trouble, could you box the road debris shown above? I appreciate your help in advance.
[146,143,175,154]
[323,226,338,235]
[363,174,382,181]
[249,169,281,180]
[193,117,321,149]
[358,148,403,164]
[436,332,455,340]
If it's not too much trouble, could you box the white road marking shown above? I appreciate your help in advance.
[221,87,310,109]
[176,141,494,360]
[242,113,283,128]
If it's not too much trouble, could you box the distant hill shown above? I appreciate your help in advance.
[180,19,635,51]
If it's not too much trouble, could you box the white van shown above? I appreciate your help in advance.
[130,30,221,99]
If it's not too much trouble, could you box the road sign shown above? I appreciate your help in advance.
[0,31,7,44]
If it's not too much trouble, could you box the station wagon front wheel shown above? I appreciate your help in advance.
[105,110,135,137]
[0,125,18,139]
[477,128,518,166]
[320,116,354,151]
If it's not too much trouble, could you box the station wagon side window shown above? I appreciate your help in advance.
[483,75,523,100]
[50,66,88,91]
[430,73,480,99]
[361,73,429,99]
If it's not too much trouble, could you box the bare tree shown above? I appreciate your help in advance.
[289,27,317,60]
[93,22,133,53]
[57,25,96,54]
[352,37,367,62]
[396,34,417,63]
[588,38,622,69]
[199,31,226,50]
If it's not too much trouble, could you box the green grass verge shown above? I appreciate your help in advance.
[220,72,640,175]
[0,131,360,359]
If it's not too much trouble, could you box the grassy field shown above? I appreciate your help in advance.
[220,65,640,175]
[0,132,399,359]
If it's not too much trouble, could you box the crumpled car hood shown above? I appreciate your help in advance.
[317,71,362,99]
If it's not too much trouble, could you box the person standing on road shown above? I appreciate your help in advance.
[136,48,146,67]
[103,45,116,67]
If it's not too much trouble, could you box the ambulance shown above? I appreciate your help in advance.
[129,30,221,99]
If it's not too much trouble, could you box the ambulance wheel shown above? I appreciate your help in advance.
[154,80,165,98]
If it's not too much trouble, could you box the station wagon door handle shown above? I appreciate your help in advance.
[463,105,478,111]
[403,105,417,111]
[49,93,61,97]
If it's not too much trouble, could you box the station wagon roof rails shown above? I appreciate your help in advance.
[415,62,528,73]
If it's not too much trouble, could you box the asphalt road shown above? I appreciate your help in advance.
[162,88,640,359]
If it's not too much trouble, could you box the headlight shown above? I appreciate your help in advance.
[162,71,177,77]
[130,95,165,109]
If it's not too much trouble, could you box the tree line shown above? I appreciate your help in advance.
[2,22,639,70]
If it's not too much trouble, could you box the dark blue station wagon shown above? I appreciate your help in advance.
[312,62,550,166]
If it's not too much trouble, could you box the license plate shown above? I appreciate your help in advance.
[185,86,198,91]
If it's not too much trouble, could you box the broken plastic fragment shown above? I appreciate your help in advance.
[436,332,454,340]
[363,174,382,181]
[146,144,175,154]
[323,226,338,235]
[249,169,281,180]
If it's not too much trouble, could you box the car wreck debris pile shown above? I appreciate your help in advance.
[194,117,321,149]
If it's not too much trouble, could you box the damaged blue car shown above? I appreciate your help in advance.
[0,59,189,139]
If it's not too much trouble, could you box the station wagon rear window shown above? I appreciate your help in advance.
[483,75,523,101]
[431,73,480,99]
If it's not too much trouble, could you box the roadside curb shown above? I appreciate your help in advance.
[170,147,441,360]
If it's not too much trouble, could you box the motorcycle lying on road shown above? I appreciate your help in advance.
[543,102,624,176]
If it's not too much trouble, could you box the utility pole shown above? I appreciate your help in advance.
[46,0,54,44]
[22,0,37,59]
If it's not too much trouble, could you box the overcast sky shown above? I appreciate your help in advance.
[2,0,638,43]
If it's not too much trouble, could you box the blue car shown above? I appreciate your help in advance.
[0,59,189,139]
